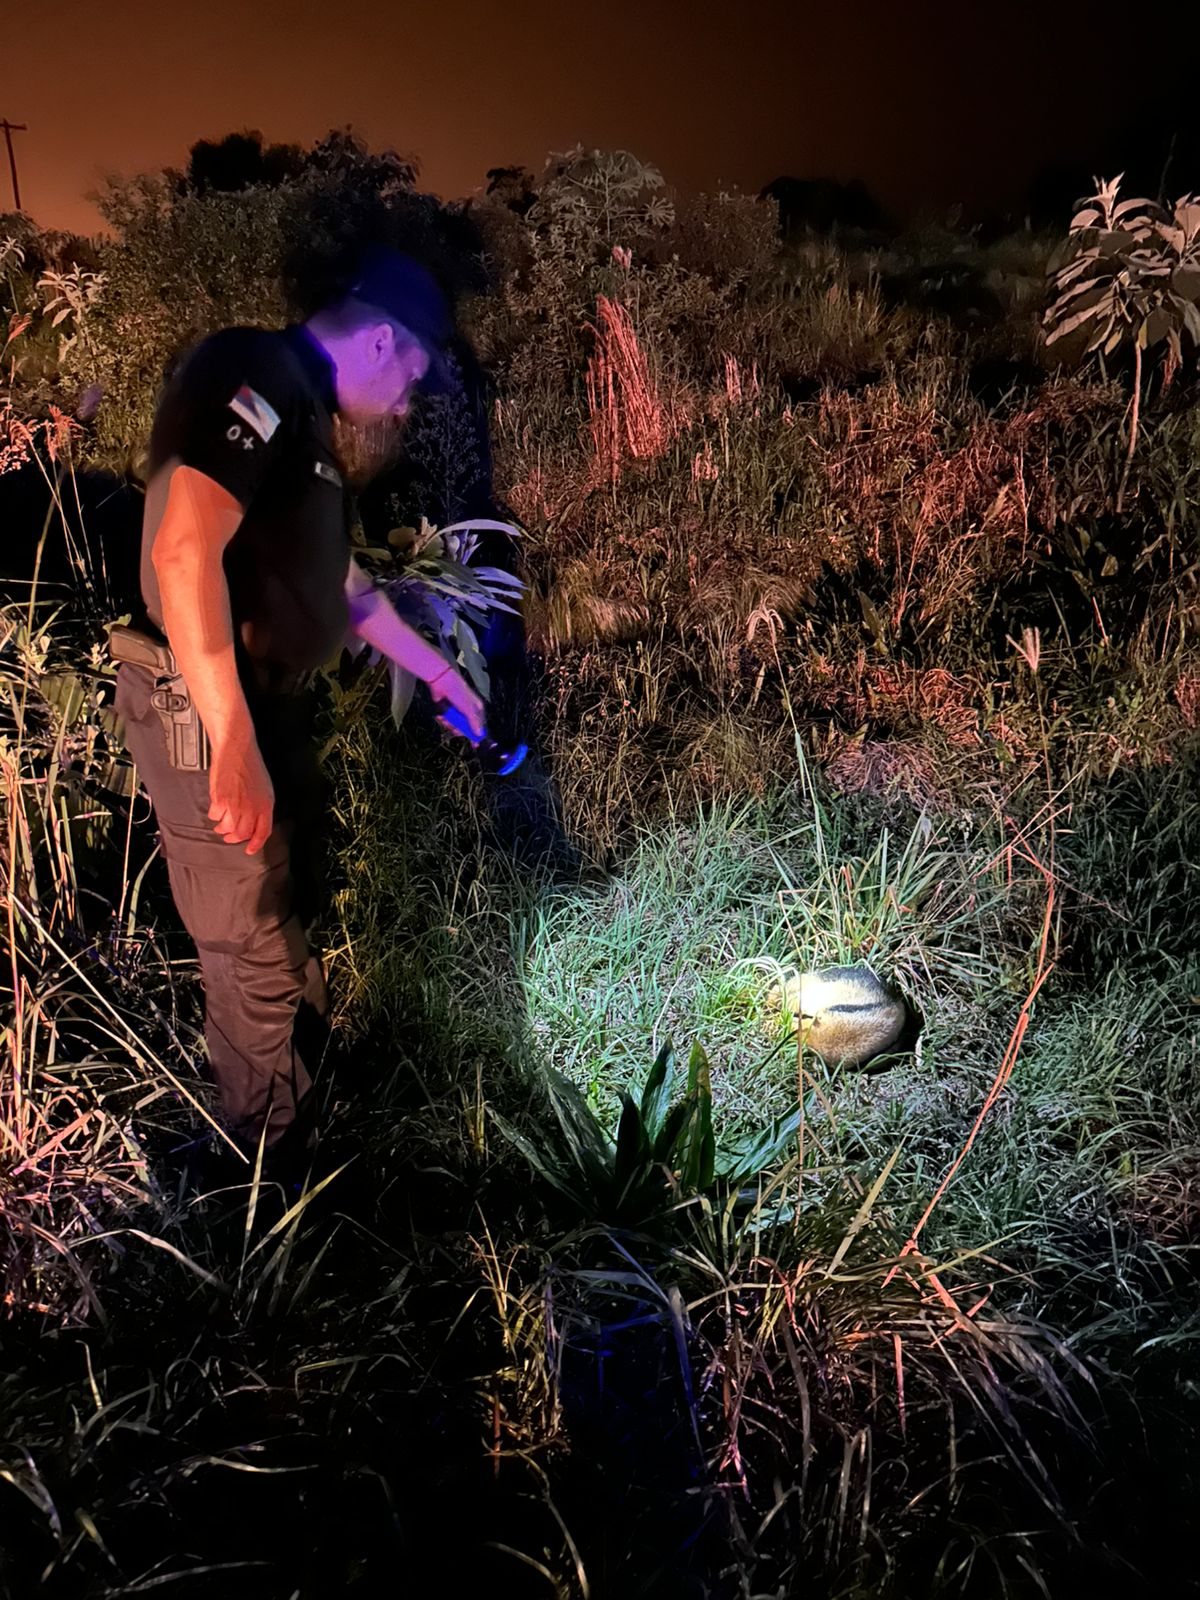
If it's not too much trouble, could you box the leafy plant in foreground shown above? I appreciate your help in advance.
[349,515,525,723]
[493,1040,801,1228]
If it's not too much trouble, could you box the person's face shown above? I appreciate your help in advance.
[338,320,430,424]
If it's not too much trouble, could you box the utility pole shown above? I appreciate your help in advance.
[0,119,27,211]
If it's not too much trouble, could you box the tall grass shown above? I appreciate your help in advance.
[3,191,1199,1594]
[0,591,193,1321]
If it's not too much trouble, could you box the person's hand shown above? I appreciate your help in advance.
[208,736,275,855]
[432,666,486,742]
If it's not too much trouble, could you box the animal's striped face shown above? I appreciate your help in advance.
[797,968,890,1017]
[792,966,907,1067]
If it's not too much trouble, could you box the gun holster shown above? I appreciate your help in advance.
[108,623,211,773]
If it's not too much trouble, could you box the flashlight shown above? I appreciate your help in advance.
[435,702,529,777]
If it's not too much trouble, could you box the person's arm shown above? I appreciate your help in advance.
[151,463,275,855]
[345,556,485,738]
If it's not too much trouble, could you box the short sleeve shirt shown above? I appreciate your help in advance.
[140,326,351,675]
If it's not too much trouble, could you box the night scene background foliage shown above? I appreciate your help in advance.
[1,88,1199,1600]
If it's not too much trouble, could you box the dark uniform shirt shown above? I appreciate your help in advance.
[140,325,350,676]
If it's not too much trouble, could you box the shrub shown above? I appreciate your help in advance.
[1044,175,1200,510]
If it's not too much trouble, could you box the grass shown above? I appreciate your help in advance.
[3,179,1200,1595]
[517,790,1017,1135]
[3,584,1198,1596]
[514,778,1199,1323]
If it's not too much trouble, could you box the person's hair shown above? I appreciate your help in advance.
[307,293,412,341]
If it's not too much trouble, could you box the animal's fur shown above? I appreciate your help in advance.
[769,963,908,1068]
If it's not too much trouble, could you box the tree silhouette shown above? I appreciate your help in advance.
[485,166,537,216]
[186,130,305,193]
[183,127,418,197]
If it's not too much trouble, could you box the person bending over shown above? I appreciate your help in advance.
[114,247,483,1170]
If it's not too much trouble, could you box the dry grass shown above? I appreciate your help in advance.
[0,602,211,1321]
[585,294,675,483]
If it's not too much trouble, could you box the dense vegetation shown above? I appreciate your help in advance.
[1,135,1198,1597]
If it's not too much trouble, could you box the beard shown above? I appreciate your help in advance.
[331,411,408,489]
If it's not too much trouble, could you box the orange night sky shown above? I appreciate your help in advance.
[4,0,1152,236]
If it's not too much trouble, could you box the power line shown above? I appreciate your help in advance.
[1,119,27,211]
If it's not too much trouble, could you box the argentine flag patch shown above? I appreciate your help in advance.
[227,385,281,443]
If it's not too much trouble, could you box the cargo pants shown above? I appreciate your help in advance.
[115,662,329,1149]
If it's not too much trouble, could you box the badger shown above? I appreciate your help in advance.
[771,963,910,1069]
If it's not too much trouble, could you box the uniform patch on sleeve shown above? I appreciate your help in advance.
[227,385,281,443]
